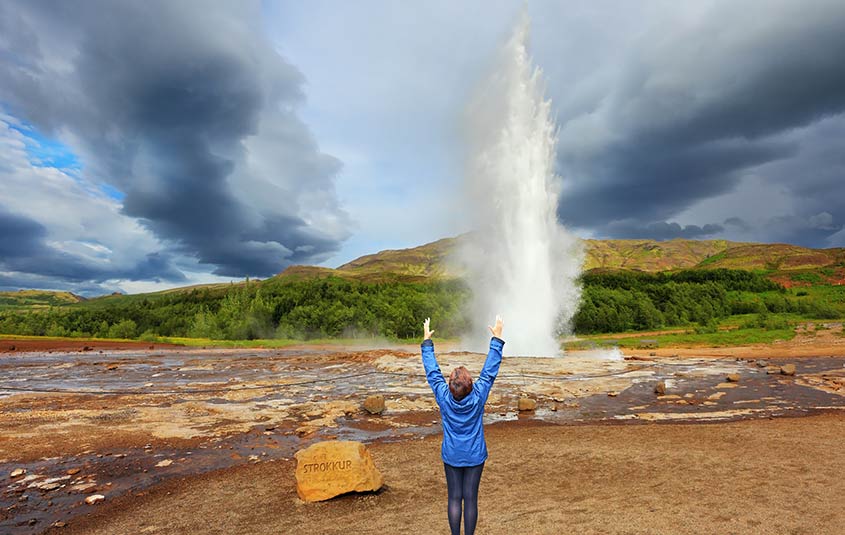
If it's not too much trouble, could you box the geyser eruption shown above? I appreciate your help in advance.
[460,15,582,356]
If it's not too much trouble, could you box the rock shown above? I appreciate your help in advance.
[726,373,741,382]
[155,459,173,467]
[780,364,796,376]
[11,468,26,478]
[294,441,383,502]
[756,359,768,368]
[69,482,97,493]
[66,468,81,476]
[33,476,70,491]
[517,397,537,411]
[607,391,619,397]
[51,521,67,528]
[85,494,105,505]
[766,366,781,375]
[363,395,385,415]
[654,381,666,395]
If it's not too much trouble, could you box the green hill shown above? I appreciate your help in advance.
[0,290,85,309]
[275,237,845,284]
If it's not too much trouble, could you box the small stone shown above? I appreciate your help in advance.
[363,395,386,415]
[294,440,383,502]
[766,366,781,375]
[155,459,173,467]
[66,468,81,476]
[52,521,67,528]
[607,391,619,397]
[29,518,37,526]
[550,403,558,411]
[654,381,666,395]
[726,373,741,382]
[85,494,105,505]
[11,468,26,478]
[780,364,796,376]
[69,482,97,493]
[517,397,536,411]
[756,360,768,368]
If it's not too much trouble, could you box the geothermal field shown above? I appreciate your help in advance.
[2,332,845,533]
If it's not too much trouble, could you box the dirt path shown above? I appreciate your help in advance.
[57,413,845,535]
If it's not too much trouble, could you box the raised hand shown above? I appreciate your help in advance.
[488,314,503,339]
[423,317,435,340]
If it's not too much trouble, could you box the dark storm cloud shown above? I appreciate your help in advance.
[723,218,751,232]
[554,0,845,246]
[0,205,185,287]
[0,0,348,279]
[604,220,724,241]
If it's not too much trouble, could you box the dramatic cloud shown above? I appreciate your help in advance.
[0,116,186,293]
[549,0,845,245]
[0,0,350,282]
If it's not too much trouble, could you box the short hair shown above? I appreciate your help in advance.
[449,366,473,401]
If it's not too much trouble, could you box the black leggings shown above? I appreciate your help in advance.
[444,462,484,535]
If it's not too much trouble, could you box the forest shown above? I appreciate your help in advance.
[0,269,842,341]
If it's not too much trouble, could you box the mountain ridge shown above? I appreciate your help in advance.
[276,236,845,284]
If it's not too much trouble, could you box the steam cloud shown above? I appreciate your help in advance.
[459,15,582,356]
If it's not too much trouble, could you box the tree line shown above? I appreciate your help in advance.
[0,269,840,340]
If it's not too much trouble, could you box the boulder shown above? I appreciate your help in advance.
[10,468,26,478]
[517,397,536,411]
[654,381,666,395]
[363,395,385,415]
[294,441,383,502]
[726,373,741,382]
[780,364,796,376]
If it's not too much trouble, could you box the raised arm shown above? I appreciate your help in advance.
[475,315,504,401]
[421,317,448,404]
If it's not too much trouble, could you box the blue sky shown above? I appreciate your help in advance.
[1,0,844,295]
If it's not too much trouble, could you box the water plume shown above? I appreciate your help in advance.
[459,14,582,356]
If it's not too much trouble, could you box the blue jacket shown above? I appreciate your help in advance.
[421,337,504,467]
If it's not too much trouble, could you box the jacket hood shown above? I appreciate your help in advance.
[444,389,479,413]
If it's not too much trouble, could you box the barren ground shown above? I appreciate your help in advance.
[2,326,845,534]
[56,414,845,535]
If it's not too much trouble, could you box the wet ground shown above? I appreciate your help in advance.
[2,344,845,533]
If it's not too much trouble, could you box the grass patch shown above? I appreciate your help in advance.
[577,326,797,349]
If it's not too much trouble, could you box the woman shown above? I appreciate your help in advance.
[421,315,504,535]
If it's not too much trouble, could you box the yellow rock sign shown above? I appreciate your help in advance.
[294,440,384,502]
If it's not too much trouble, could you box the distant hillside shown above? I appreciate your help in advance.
[276,237,461,283]
[0,290,85,309]
[276,237,845,284]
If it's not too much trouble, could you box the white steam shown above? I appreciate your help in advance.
[458,14,582,357]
